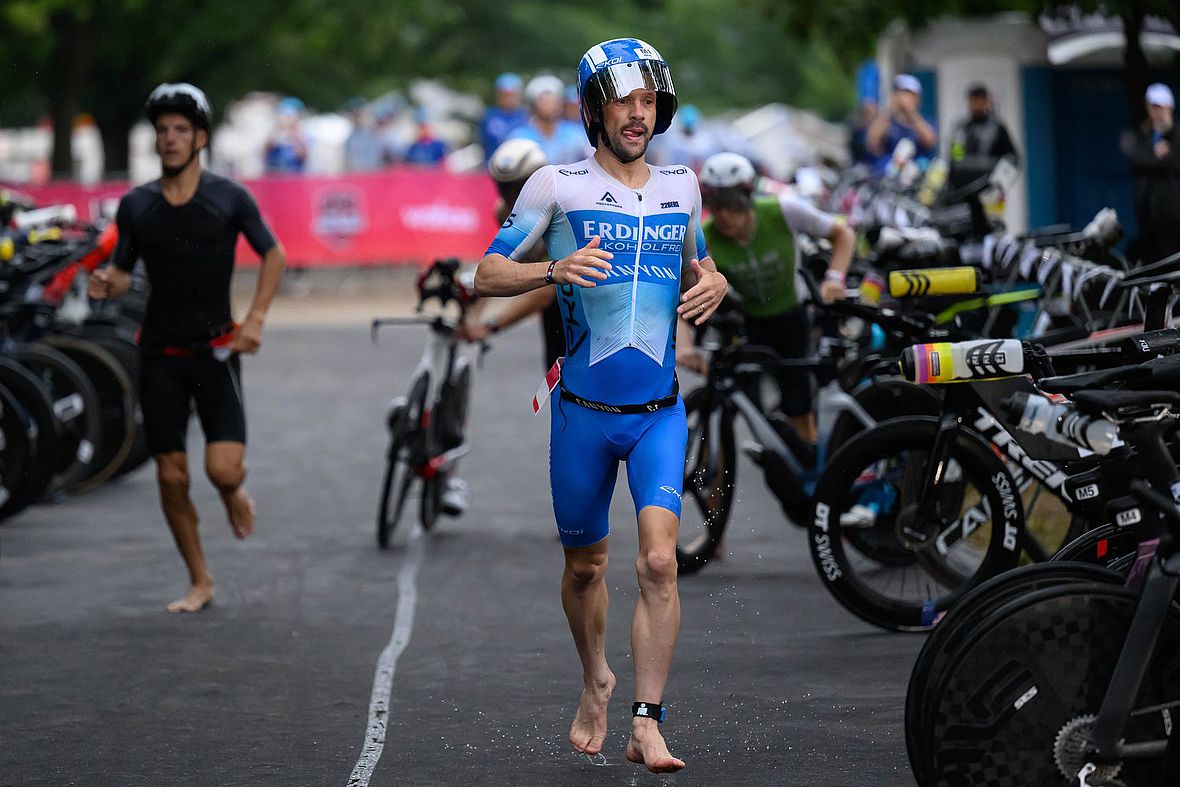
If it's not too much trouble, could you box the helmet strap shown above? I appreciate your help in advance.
[162,144,201,179]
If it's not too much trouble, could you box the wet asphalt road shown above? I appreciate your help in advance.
[0,317,921,786]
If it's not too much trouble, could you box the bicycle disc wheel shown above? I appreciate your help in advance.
[0,382,35,522]
[81,328,149,478]
[924,583,1180,786]
[41,335,136,493]
[809,416,1024,631]
[905,562,1124,785]
[677,386,735,574]
[1053,523,1141,574]
[0,357,61,513]
[15,342,104,496]
[377,374,428,548]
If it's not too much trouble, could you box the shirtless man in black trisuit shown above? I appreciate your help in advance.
[89,83,286,613]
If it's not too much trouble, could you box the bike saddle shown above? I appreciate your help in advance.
[1069,388,1180,418]
[1137,353,1180,388]
[1037,364,1152,395]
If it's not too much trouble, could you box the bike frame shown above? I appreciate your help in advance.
[696,341,879,506]
[910,381,1103,562]
[1087,423,1180,767]
[372,316,473,479]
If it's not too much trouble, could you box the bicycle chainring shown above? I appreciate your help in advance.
[1054,714,1123,785]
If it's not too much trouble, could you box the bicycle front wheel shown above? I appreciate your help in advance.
[377,374,428,548]
[808,416,1024,631]
[677,387,735,574]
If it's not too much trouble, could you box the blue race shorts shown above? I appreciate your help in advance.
[549,395,687,548]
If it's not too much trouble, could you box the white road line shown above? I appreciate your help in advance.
[347,524,427,787]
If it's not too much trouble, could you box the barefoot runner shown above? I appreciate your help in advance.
[475,39,726,773]
[89,83,285,613]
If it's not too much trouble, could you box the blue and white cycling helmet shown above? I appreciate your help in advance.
[577,38,677,147]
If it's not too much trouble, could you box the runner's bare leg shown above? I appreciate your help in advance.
[562,538,616,756]
[207,441,254,539]
[626,506,685,773]
[156,452,214,613]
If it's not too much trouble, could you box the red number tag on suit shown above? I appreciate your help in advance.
[532,357,564,415]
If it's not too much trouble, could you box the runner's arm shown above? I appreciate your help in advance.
[88,195,136,299]
[233,244,286,353]
[490,287,557,331]
[780,194,852,303]
[233,185,286,352]
[477,240,613,297]
[476,166,612,296]
[459,286,556,342]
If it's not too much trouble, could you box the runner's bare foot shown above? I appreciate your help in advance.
[626,719,685,774]
[166,582,213,613]
[224,488,255,539]
[569,671,616,756]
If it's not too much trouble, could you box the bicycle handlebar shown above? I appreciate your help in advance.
[371,315,457,343]
[796,265,935,337]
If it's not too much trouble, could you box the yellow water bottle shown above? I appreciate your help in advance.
[888,267,977,297]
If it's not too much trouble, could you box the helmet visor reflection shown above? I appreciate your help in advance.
[586,60,675,105]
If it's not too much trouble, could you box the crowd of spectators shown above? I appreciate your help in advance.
[248,71,734,177]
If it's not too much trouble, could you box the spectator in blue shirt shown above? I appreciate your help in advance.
[867,74,937,174]
[343,98,392,172]
[563,83,581,123]
[264,96,310,174]
[404,107,449,167]
[507,75,590,165]
[479,73,528,163]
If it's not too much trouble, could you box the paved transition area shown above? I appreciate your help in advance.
[0,298,922,785]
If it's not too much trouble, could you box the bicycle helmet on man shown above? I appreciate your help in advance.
[699,152,757,212]
[576,38,677,148]
[488,138,547,188]
[145,83,213,130]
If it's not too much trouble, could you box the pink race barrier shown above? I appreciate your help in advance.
[11,169,501,266]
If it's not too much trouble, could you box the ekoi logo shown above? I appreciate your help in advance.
[659,485,681,499]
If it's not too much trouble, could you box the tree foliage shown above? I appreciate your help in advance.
[1,0,855,177]
[757,0,1180,124]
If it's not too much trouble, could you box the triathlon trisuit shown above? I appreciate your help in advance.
[486,156,703,547]
[112,172,278,454]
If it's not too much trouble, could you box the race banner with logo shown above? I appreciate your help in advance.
[11,169,500,266]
